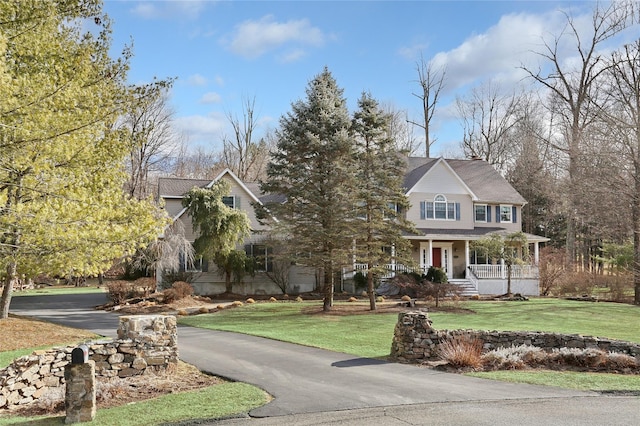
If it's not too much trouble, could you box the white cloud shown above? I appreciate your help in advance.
[174,112,227,148]
[429,11,569,94]
[200,92,222,104]
[214,75,225,86]
[187,74,208,86]
[223,15,325,59]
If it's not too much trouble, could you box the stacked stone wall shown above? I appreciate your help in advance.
[0,315,177,410]
[390,311,640,363]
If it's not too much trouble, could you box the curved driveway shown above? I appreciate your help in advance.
[9,293,640,425]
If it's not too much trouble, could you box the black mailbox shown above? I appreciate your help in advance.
[71,345,89,364]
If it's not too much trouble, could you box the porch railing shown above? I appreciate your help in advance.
[468,264,538,279]
[346,263,539,280]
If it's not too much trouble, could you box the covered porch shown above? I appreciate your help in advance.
[343,229,548,296]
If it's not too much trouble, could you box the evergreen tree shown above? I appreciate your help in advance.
[182,180,251,293]
[261,68,357,311]
[352,93,416,310]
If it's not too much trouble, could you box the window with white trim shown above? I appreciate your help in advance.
[475,204,487,222]
[222,196,235,209]
[420,195,459,221]
[245,244,272,272]
[500,205,512,222]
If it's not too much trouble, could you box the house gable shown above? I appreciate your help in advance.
[406,157,477,199]
[159,169,268,242]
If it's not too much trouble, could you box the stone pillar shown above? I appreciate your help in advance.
[64,360,96,424]
[117,315,178,375]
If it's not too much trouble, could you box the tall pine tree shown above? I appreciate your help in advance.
[261,68,357,311]
[352,93,416,310]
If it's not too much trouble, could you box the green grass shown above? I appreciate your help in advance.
[12,285,106,297]
[180,302,397,358]
[429,298,640,343]
[179,298,640,392]
[468,370,640,392]
[1,348,45,369]
[0,382,268,425]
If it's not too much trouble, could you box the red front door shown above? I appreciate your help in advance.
[432,248,442,268]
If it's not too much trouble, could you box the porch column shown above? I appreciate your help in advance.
[464,240,470,277]
[534,241,540,265]
[500,259,505,279]
[428,240,433,273]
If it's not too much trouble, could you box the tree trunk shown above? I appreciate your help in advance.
[225,271,233,294]
[322,262,333,312]
[0,263,17,319]
[634,171,640,305]
[367,267,376,311]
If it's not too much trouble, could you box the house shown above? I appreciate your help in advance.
[158,157,547,297]
[157,169,317,295]
[387,156,547,296]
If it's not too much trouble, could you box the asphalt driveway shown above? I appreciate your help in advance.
[9,293,640,425]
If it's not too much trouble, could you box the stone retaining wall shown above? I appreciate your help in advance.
[0,315,177,410]
[390,311,640,363]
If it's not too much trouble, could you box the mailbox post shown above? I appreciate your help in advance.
[64,345,96,424]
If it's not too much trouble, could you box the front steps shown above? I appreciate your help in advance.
[449,279,478,297]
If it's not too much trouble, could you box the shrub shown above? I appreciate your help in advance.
[246,298,256,304]
[550,347,606,368]
[295,296,303,302]
[232,301,244,307]
[482,345,544,371]
[269,297,277,302]
[348,296,358,302]
[438,334,484,370]
[134,277,156,297]
[558,271,595,297]
[606,352,639,370]
[216,304,226,310]
[600,273,633,303]
[538,247,566,296]
[163,281,194,304]
[198,307,209,314]
[106,280,136,305]
[159,271,194,290]
[353,271,367,290]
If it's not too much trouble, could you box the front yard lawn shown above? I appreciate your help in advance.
[179,297,640,391]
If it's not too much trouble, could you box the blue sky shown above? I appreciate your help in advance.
[102,1,621,157]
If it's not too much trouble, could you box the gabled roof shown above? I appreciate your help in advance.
[404,157,527,205]
[158,177,211,199]
[158,169,264,205]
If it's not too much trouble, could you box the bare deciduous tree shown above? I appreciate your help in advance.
[604,39,640,304]
[456,82,522,172]
[520,1,637,266]
[170,142,221,180]
[408,54,446,157]
[383,103,421,156]
[123,81,179,200]
[222,97,269,182]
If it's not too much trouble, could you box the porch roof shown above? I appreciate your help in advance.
[405,227,550,243]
